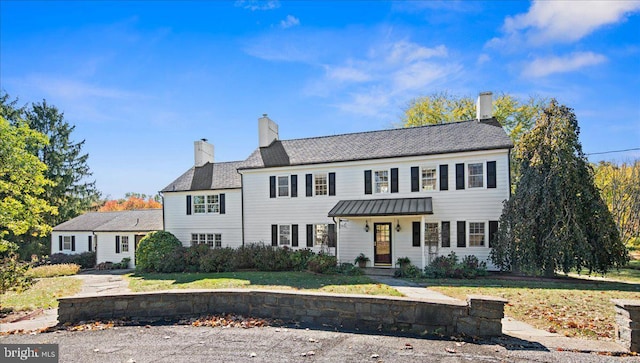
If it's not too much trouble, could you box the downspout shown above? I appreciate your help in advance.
[420,215,426,270]
[238,170,245,246]
[159,191,166,231]
[332,217,339,260]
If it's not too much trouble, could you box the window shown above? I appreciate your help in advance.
[121,236,129,252]
[194,195,206,214]
[63,236,71,250]
[314,174,327,196]
[469,222,485,246]
[207,195,219,213]
[374,170,389,193]
[424,223,439,246]
[468,163,484,188]
[279,225,291,246]
[191,233,207,247]
[314,224,328,246]
[421,167,437,191]
[215,234,222,248]
[278,176,289,197]
[206,233,214,247]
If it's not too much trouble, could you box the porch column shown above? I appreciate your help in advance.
[420,215,426,269]
[335,219,340,262]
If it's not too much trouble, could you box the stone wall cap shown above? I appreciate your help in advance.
[467,295,508,304]
[611,299,640,310]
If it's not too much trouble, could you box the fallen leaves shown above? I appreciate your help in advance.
[184,314,271,329]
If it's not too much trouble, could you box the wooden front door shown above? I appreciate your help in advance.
[374,223,392,265]
[134,235,145,250]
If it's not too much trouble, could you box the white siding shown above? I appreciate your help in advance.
[50,231,94,255]
[96,232,153,268]
[241,149,510,269]
[163,189,243,248]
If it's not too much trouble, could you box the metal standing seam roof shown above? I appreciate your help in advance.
[328,198,433,217]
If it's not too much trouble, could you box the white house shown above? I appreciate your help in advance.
[51,209,163,268]
[162,92,513,269]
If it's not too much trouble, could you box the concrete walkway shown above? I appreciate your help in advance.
[1,270,132,333]
[367,274,626,353]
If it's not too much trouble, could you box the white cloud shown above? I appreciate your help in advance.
[522,52,607,77]
[325,66,371,83]
[495,0,640,46]
[385,42,448,64]
[23,75,137,100]
[280,15,300,29]
[477,54,490,64]
[234,0,280,11]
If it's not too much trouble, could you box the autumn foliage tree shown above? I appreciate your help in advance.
[99,193,162,211]
[490,100,628,276]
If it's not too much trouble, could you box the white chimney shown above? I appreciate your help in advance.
[476,91,493,120]
[258,114,279,148]
[194,139,214,167]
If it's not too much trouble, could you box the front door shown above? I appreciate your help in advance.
[374,223,392,265]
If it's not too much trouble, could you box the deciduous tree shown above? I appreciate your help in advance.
[98,195,162,211]
[490,100,628,276]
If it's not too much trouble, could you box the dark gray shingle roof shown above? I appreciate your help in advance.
[328,198,433,217]
[53,209,163,232]
[161,161,243,192]
[241,119,513,169]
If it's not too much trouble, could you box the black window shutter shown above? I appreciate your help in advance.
[487,161,497,189]
[440,165,449,191]
[328,224,336,247]
[306,224,314,247]
[489,221,499,248]
[186,195,192,215]
[292,224,299,247]
[59,236,63,251]
[329,172,336,196]
[410,167,419,192]
[88,236,92,252]
[291,175,298,197]
[391,168,399,193]
[456,163,465,190]
[412,222,420,247]
[71,236,76,251]
[441,221,450,247]
[271,225,278,246]
[364,170,372,194]
[270,176,276,198]
[457,221,466,247]
[219,193,226,214]
[116,236,120,253]
[305,174,313,197]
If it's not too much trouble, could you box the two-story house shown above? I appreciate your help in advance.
[162,92,513,269]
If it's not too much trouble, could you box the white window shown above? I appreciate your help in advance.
[121,236,129,252]
[206,233,214,247]
[374,170,389,193]
[468,163,484,188]
[424,223,439,246]
[191,233,207,247]
[315,224,328,246]
[421,167,437,191]
[279,225,291,246]
[314,174,327,196]
[194,194,220,214]
[62,236,71,250]
[278,176,289,197]
[215,234,222,248]
[469,222,485,247]
[207,195,219,213]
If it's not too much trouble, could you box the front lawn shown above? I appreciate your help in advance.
[127,271,402,297]
[1,277,82,312]
[419,276,640,340]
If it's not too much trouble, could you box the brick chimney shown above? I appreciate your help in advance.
[258,114,279,148]
[476,91,493,121]
[194,139,214,167]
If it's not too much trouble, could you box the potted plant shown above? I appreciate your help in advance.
[396,257,411,271]
[354,253,370,268]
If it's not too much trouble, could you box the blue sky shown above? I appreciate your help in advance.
[1,1,639,199]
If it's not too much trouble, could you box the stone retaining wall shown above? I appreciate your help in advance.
[58,290,506,337]
[612,299,640,352]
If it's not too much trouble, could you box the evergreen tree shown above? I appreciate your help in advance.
[490,100,628,276]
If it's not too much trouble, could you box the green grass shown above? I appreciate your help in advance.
[26,264,80,278]
[414,276,640,340]
[1,277,82,312]
[126,271,403,296]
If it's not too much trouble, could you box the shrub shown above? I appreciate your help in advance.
[49,251,96,269]
[290,249,314,271]
[184,244,210,271]
[255,246,295,271]
[307,253,337,274]
[1,249,33,294]
[394,264,422,278]
[136,231,183,272]
[233,244,260,269]
[335,262,363,276]
[199,247,235,272]
[424,252,487,279]
[27,263,80,278]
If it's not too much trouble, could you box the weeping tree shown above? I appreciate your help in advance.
[490,100,628,276]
